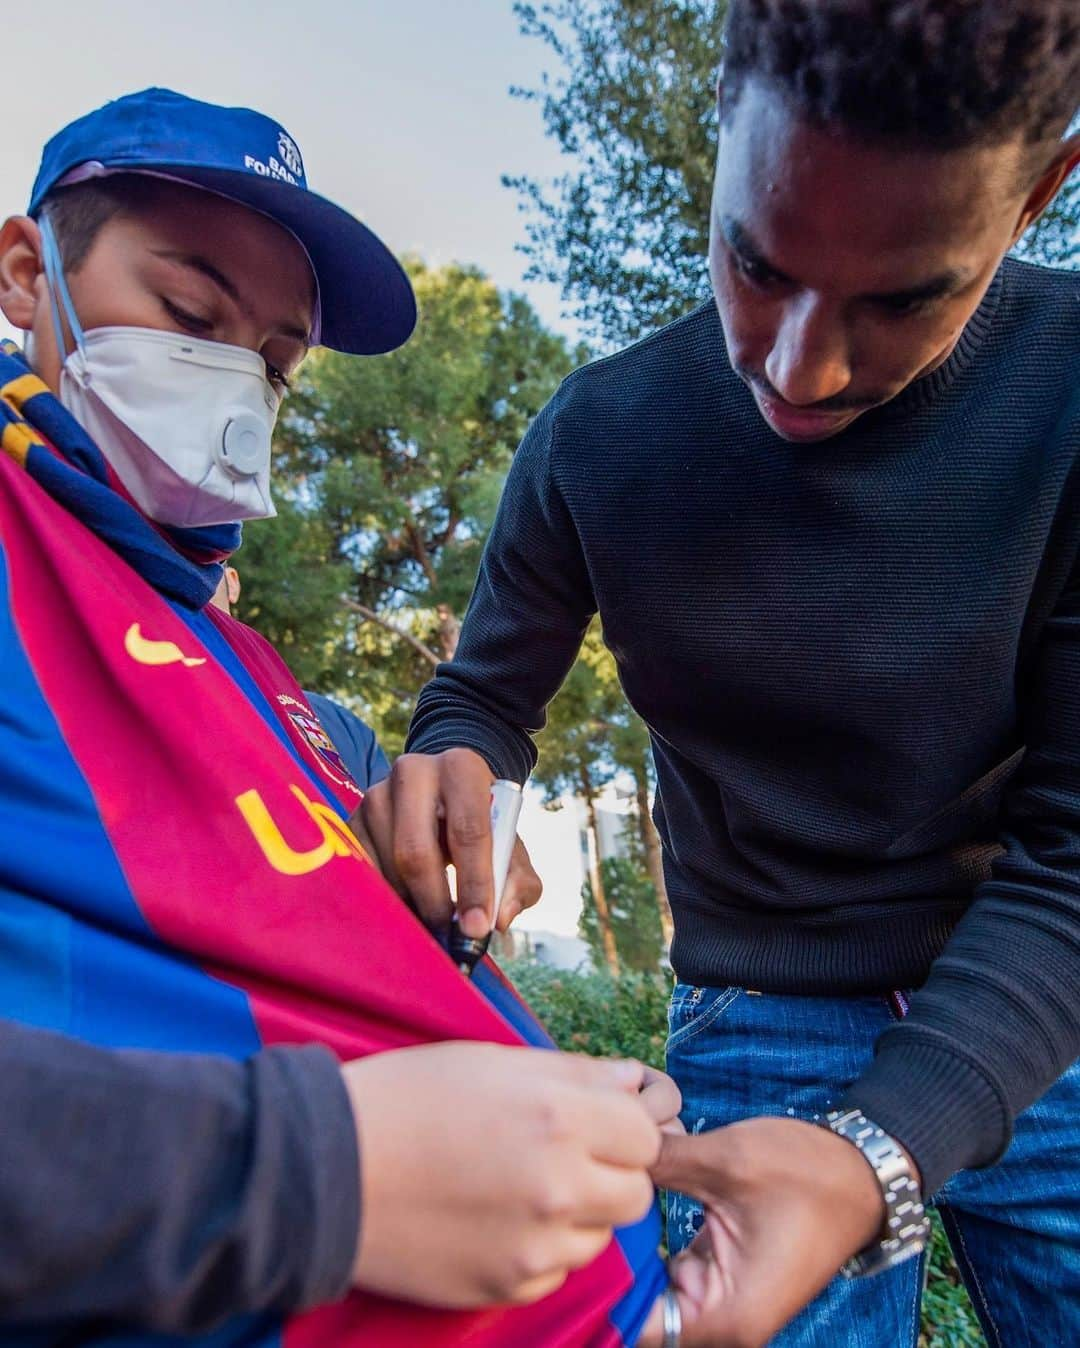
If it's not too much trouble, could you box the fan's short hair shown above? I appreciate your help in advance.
[37,174,166,271]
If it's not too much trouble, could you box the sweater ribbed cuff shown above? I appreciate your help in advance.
[405,716,532,784]
[271,1045,360,1308]
[838,1033,1012,1199]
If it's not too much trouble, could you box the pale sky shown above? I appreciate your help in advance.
[1,0,574,343]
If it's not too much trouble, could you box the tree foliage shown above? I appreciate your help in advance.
[580,854,664,972]
[507,0,724,348]
[508,0,1077,350]
[532,620,622,804]
[237,258,579,753]
[534,619,671,965]
[1018,117,1080,268]
[237,492,352,690]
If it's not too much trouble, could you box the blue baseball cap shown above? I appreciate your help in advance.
[29,87,416,356]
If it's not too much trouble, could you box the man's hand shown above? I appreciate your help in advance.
[343,1043,660,1308]
[645,1117,889,1347]
[353,748,543,936]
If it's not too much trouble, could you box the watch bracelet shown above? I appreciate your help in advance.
[817,1108,930,1278]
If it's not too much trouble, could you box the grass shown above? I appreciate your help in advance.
[505,958,987,1347]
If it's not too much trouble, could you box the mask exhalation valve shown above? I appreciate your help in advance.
[218,413,270,478]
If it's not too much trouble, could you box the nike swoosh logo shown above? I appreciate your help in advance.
[124,623,206,668]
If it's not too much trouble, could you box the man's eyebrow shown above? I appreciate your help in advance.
[152,249,311,343]
[867,270,971,307]
[721,216,790,281]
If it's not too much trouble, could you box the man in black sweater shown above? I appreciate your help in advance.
[359,1,1080,1342]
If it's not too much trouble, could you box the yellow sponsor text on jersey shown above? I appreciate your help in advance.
[235,783,370,876]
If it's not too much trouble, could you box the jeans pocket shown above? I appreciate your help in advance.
[666,983,741,1051]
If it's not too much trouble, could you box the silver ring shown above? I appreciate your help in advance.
[662,1281,682,1348]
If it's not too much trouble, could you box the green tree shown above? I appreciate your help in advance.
[1018,115,1080,267]
[508,0,1077,350]
[238,258,579,753]
[533,620,674,966]
[533,623,623,973]
[593,632,674,945]
[234,493,352,689]
[580,854,664,972]
[507,0,724,348]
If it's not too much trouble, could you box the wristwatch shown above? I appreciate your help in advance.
[817,1108,930,1278]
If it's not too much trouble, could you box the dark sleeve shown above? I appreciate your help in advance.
[405,396,596,779]
[842,564,1080,1197]
[0,1019,358,1331]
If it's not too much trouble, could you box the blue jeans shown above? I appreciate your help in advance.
[665,983,1080,1347]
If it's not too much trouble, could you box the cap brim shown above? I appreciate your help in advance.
[142,164,417,356]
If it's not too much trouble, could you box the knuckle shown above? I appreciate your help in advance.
[516,868,543,906]
[530,1181,575,1223]
[520,883,542,910]
[507,1237,556,1286]
[532,1096,574,1145]
[445,746,481,769]
[393,836,432,878]
[389,752,422,783]
[446,812,489,848]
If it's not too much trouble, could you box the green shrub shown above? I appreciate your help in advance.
[506,957,986,1347]
[504,957,669,1067]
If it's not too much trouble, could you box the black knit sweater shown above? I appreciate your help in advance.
[407,258,1080,1195]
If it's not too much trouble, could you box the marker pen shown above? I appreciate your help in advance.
[448,779,524,976]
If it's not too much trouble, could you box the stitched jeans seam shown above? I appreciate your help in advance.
[938,1203,1004,1348]
[666,986,741,1050]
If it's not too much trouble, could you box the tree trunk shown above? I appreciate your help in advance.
[436,603,461,661]
[634,767,673,949]
[580,766,620,977]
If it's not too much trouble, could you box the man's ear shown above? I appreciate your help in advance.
[0,215,44,332]
[1011,133,1080,244]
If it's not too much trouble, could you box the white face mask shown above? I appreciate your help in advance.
[38,215,281,529]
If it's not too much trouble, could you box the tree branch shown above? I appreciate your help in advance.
[404,517,439,589]
[342,598,440,667]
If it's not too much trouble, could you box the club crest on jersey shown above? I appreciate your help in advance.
[278,693,354,789]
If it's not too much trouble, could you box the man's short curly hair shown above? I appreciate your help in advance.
[721,0,1079,152]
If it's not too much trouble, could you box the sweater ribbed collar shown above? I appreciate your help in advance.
[864,262,1006,423]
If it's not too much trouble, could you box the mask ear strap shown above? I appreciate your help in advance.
[38,215,86,358]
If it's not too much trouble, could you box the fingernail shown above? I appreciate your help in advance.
[459,907,490,940]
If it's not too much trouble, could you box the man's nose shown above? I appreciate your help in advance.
[764,294,852,406]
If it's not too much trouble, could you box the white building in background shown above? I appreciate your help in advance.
[508,777,638,970]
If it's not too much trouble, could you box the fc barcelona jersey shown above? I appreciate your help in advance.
[0,347,665,1346]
